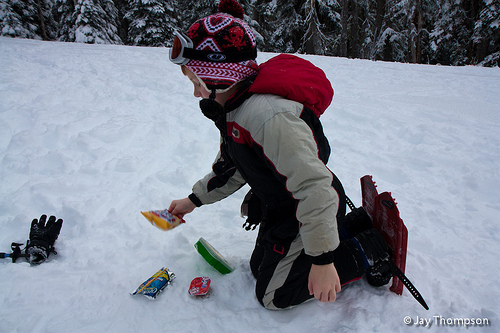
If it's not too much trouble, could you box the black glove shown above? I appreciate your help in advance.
[25,215,63,265]
[241,191,263,231]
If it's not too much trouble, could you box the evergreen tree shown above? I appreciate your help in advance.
[0,0,56,40]
[251,0,274,50]
[113,0,129,44]
[177,0,215,31]
[53,0,76,42]
[375,0,411,62]
[473,0,499,66]
[339,0,348,56]
[35,0,57,40]
[253,0,305,53]
[302,0,326,54]
[125,0,177,47]
[403,0,436,64]
[413,0,439,64]
[307,0,341,55]
[0,0,35,38]
[431,0,475,65]
[239,0,265,48]
[348,0,363,58]
[356,0,377,60]
[371,0,386,57]
[339,0,377,59]
[73,0,122,44]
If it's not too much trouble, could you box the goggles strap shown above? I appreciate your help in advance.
[182,47,257,63]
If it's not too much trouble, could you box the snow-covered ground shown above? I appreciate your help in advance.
[1,37,499,333]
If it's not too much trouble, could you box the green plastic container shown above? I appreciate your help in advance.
[194,237,234,274]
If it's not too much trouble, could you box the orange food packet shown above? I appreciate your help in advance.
[141,209,185,231]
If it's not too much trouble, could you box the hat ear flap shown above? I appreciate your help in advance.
[200,90,224,121]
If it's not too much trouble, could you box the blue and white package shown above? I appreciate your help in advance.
[131,267,175,299]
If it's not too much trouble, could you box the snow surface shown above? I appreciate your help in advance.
[1,37,499,333]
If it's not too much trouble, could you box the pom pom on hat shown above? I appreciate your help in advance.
[218,0,245,19]
[184,0,258,92]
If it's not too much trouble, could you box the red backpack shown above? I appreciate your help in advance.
[248,54,334,118]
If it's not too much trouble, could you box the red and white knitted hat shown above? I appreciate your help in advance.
[185,0,258,92]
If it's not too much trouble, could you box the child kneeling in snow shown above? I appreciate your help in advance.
[168,0,392,310]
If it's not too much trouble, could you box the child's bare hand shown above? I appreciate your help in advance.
[168,198,196,218]
[308,263,341,303]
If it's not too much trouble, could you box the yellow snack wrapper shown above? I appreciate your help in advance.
[141,209,185,231]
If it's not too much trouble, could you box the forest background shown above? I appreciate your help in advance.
[1,0,499,67]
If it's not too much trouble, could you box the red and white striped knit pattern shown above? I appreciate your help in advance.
[188,60,258,91]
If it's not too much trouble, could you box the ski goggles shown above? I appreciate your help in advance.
[169,30,257,65]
